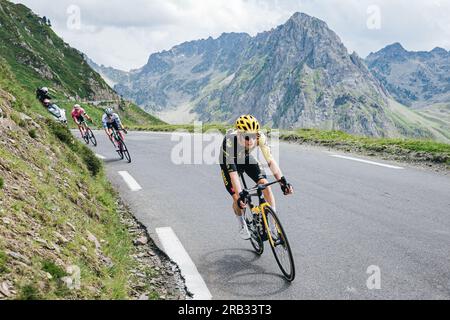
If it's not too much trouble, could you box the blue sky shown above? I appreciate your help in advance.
[13,0,450,71]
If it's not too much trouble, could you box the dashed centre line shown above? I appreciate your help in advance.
[118,171,142,191]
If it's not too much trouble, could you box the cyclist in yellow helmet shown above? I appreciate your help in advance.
[220,115,294,240]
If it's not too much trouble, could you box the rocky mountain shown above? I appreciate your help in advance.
[198,13,390,133]
[113,32,252,124]
[110,12,436,139]
[366,43,450,108]
[0,0,117,101]
[85,55,130,88]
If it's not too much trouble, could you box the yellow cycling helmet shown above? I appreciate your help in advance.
[235,115,261,133]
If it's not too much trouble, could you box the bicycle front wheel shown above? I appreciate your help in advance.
[83,131,90,144]
[263,206,295,282]
[87,128,97,147]
[121,141,131,163]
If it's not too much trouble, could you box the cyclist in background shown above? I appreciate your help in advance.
[71,104,93,139]
[36,87,51,103]
[102,107,127,147]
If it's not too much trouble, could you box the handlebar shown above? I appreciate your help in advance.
[239,179,283,201]
[111,127,127,133]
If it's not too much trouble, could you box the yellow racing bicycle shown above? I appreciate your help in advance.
[239,173,295,282]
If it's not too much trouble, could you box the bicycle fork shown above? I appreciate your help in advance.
[254,203,282,248]
[251,204,268,243]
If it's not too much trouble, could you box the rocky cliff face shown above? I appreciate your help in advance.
[110,12,413,137]
[0,0,117,101]
[366,43,450,108]
[113,32,251,121]
[85,55,131,88]
[203,13,392,136]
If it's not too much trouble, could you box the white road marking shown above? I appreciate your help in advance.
[331,155,404,170]
[95,154,106,160]
[118,171,142,191]
[156,227,212,300]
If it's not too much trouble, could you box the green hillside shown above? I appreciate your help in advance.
[0,0,164,127]
[0,55,133,299]
[0,0,170,298]
[0,33,183,299]
[0,0,113,99]
[415,103,450,141]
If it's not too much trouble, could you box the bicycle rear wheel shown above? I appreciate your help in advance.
[263,206,295,282]
[87,128,97,147]
[244,208,264,255]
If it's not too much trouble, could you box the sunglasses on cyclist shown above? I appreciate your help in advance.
[239,133,258,141]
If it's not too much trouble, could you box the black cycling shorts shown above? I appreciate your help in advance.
[220,156,267,196]
[106,121,120,131]
[76,115,85,124]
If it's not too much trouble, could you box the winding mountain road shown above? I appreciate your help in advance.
[77,130,450,300]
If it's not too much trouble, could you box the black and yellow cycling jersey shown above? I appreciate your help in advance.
[220,129,274,166]
[219,129,274,196]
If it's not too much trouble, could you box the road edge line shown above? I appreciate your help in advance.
[331,155,404,170]
[156,227,212,300]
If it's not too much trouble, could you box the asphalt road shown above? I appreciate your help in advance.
[78,130,450,300]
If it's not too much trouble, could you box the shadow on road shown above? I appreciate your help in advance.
[199,248,293,298]
[103,158,124,164]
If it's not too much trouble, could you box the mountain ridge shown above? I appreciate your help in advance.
[88,12,449,141]
[366,43,450,108]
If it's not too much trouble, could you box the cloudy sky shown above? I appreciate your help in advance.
[12,0,450,71]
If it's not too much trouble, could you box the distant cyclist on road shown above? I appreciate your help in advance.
[102,107,127,148]
[220,115,294,240]
[71,104,93,138]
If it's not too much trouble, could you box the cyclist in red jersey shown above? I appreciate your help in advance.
[71,104,93,138]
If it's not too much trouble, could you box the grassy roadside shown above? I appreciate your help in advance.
[0,60,177,299]
[129,122,450,168]
[125,123,228,133]
[280,129,450,167]
[0,109,136,299]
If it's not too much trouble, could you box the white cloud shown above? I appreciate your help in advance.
[12,0,450,70]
